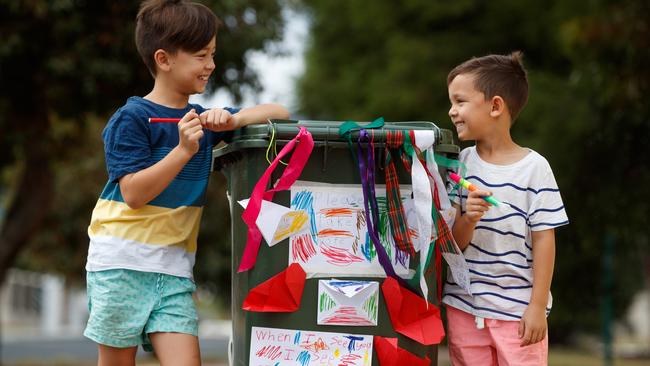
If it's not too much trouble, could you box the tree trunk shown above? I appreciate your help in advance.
[0,106,53,285]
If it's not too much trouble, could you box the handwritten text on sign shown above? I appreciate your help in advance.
[249,326,373,366]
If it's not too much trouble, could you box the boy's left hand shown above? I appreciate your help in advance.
[518,303,547,347]
[200,108,239,131]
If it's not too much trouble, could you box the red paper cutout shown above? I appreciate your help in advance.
[373,336,431,366]
[242,263,306,312]
[381,277,445,345]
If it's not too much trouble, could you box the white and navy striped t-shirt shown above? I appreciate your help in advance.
[443,146,569,321]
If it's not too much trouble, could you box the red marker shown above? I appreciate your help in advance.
[148,117,181,123]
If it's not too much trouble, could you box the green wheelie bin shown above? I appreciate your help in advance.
[213,119,459,366]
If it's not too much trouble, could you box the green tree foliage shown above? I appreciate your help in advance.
[296,0,649,341]
[0,0,285,295]
[551,0,650,337]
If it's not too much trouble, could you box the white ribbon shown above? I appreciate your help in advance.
[411,130,435,302]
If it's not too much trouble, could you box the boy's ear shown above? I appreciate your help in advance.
[153,49,172,72]
[489,96,506,118]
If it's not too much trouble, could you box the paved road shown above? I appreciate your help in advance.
[2,336,450,365]
[1,336,229,365]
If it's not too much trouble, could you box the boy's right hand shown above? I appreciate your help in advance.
[177,109,204,157]
[464,189,492,223]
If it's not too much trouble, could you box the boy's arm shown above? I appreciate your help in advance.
[519,228,556,346]
[232,103,290,127]
[201,103,289,131]
[120,110,203,209]
[452,189,492,251]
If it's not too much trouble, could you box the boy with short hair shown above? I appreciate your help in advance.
[444,51,568,365]
[84,0,289,364]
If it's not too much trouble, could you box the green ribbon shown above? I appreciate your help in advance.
[338,117,385,166]
[433,153,466,175]
[432,153,466,192]
[338,117,385,137]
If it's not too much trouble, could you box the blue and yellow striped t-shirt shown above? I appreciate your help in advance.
[86,96,237,279]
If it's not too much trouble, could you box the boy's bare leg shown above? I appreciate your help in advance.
[149,332,201,366]
[98,344,137,366]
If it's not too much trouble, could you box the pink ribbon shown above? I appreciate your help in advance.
[238,127,314,272]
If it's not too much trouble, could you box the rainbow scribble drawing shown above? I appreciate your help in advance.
[317,280,379,326]
[289,181,414,277]
[250,326,373,366]
[273,211,309,242]
[238,198,309,247]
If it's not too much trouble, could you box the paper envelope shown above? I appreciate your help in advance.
[239,198,309,246]
[317,279,379,326]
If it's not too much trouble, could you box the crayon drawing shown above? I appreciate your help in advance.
[289,181,414,277]
[318,280,379,326]
[250,326,373,366]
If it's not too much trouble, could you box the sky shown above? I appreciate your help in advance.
[190,7,309,115]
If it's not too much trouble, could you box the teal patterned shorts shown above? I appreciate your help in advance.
[84,269,198,351]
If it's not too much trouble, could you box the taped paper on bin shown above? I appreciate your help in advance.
[249,326,373,365]
[242,263,306,312]
[317,280,379,326]
[239,198,309,246]
[289,181,412,278]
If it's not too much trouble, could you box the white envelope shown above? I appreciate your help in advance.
[317,280,379,326]
[239,198,309,246]
[443,251,472,296]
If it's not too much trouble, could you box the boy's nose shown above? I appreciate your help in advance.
[206,58,216,70]
[448,106,456,117]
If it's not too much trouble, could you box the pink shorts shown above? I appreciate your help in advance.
[446,305,548,366]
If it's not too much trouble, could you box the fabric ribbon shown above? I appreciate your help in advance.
[384,130,416,256]
[357,130,414,291]
[403,130,454,302]
[406,130,436,302]
[339,117,385,165]
[239,127,314,272]
[433,153,467,199]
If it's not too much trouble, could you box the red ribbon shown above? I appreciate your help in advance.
[238,127,314,272]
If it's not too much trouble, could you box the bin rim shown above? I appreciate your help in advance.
[213,119,459,160]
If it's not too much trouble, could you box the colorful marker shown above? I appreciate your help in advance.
[148,117,181,123]
[449,172,502,206]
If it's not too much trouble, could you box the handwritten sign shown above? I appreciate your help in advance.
[290,181,412,277]
[250,326,373,366]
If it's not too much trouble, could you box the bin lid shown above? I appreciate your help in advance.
[214,119,459,159]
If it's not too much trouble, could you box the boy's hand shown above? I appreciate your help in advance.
[200,108,239,131]
[464,189,492,223]
[519,303,547,347]
[178,109,203,157]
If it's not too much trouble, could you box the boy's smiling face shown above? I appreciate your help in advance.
[167,36,217,96]
[448,73,493,141]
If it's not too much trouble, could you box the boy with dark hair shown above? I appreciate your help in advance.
[444,51,568,365]
[84,1,289,364]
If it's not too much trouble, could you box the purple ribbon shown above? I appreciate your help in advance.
[357,130,415,291]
